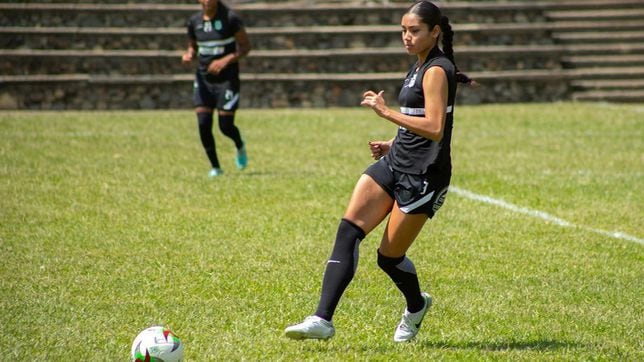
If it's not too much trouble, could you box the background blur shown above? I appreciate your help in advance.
[1,0,644,109]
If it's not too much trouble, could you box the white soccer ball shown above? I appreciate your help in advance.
[130,326,184,362]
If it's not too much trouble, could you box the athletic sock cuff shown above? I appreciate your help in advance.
[340,218,366,240]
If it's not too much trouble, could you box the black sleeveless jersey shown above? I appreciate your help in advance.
[186,2,243,82]
[385,46,457,176]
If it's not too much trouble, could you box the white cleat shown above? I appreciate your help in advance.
[393,292,432,342]
[285,316,335,340]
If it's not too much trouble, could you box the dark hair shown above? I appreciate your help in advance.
[406,1,473,84]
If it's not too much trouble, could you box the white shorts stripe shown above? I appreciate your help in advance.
[223,92,240,110]
[399,191,435,214]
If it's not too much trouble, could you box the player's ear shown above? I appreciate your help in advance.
[431,25,441,40]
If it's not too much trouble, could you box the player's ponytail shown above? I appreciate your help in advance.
[407,1,475,85]
[439,15,473,85]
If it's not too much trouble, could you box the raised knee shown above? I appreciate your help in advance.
[377,250,403,271]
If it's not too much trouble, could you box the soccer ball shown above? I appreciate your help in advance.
[130,326,184,362]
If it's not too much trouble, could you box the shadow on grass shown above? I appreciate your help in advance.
[419,338,582,352]
[298,338,582,354]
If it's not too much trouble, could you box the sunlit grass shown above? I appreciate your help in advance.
[1,103,642,360]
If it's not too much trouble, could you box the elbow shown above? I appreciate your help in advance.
[424,115,445,142]
[241,42,252,56]
[423,125,443,142]
[427,131,443,142]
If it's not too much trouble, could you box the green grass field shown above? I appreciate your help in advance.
[1,103,642,361]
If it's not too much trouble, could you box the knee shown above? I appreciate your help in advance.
[218,121,235,135]
[218,116,236,133]
[377,250,404,272]
[197,112,213,128]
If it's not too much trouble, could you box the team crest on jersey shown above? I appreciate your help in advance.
[405,70,418,88]
[214,20,223,31]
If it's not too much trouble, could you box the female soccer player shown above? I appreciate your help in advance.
[285,1,474,342]
[182,0,251,177]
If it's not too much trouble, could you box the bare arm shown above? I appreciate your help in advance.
[361,66,449,142]
[181,39,198,63]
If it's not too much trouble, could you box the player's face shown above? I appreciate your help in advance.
[401,14,439,56]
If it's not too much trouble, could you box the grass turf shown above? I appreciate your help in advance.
[1,103,642,360]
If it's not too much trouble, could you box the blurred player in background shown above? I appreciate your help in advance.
[182,0,251,178]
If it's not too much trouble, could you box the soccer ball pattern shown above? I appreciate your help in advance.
[131,326,183,362]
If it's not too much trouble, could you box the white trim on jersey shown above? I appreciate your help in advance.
[198,37,235,47]
[400,107,425,116]
[197,37,235,56]
[400,106,453,116]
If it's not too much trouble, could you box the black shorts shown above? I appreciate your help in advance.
[364,157,450,218]
[193,71,240,111]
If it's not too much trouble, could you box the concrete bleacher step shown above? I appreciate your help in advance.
[3,1,643,28]
[0,24,550,51]
[0,69,579,109]
[546,9,644,22]
[7,65,644,109]
[0,46,565,75]
[562,55,644,68]
[571,79,644,90]
[6,20,644,51]
[553,31,644,44]
[0,2,551,28]
[6,43,644,77]
[6,67,644,85]
[571,90,644,102]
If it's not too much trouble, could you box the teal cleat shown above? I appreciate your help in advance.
[235,146,248,170]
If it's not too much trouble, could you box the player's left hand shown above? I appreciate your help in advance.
[207,58,229,75]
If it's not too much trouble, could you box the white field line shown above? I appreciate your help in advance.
[451,186,643,245]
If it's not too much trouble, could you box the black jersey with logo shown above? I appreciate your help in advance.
[186,2,243,82]
[385,46,457,176]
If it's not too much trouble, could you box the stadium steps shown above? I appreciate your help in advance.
[562,55,644,68]
[571,79,644,90]
[545,9,644,22]
[571,90,644,102]
[0,23,559,51]
[552,31,644,44]
[4,20,644,50]
[2,0,644,108]
[0,45,563,75]
[6,67,643,83]
[6,44,644,75]
[546,4,644,102]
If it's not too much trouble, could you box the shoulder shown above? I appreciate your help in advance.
[421,66,449,88]
[187,12,202,25]
[227,7,244,25]
[427,57,455,75]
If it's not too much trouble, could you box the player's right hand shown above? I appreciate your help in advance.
[181,53,193,64]
[368,140,391,160]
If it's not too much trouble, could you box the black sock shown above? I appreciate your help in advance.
[218,114,243,149]
[197,112,219,168]
[314,219,366,321]
[377,250,425,313]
